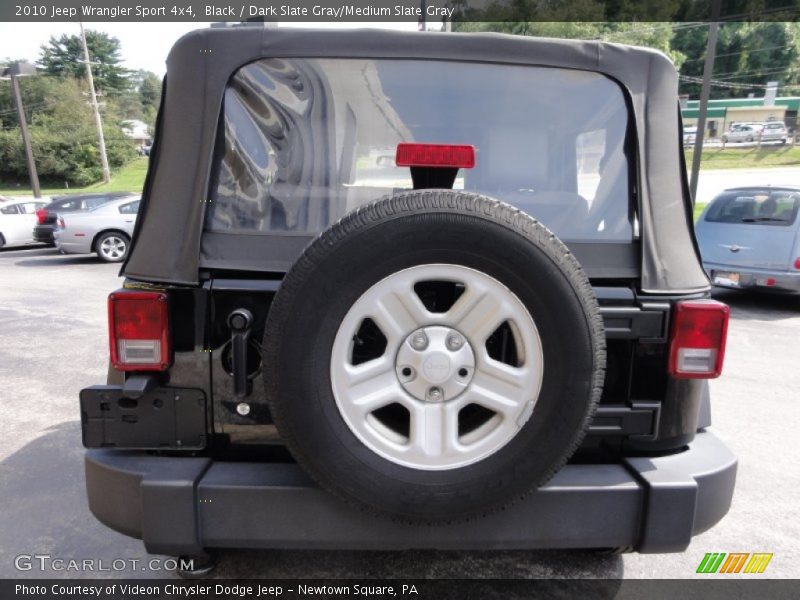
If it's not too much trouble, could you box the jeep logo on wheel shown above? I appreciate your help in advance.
[422,353,452,383]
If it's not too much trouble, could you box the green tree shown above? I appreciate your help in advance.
[0,76,136,187]
[674,22,800,99]
[38,30,129,93]
[138,71,161,111]
[0,66,61,129]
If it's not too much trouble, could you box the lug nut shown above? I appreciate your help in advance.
[446,332,464,351]
[427,387,443,402]
[410,331,428,350]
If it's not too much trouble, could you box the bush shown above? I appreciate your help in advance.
[0,76,138,187]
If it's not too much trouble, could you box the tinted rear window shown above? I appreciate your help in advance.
[705,191,800,226]
[207,58,633,242]
[118,201,140,214]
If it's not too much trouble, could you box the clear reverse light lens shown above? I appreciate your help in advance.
[118,339,161,364]
[677,348,717,373]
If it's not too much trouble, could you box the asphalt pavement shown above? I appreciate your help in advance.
[0,245,797,581]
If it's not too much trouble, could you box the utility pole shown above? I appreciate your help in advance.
[79,21,111,184]
[689,1,721,203]
[2,63,41,197]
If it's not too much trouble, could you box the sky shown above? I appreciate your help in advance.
[0,21,423,76]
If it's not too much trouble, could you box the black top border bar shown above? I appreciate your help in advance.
[3,0,800,23]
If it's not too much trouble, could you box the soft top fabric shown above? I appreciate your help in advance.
[122,26,709,293]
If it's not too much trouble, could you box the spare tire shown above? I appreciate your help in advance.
[263,190,605,522]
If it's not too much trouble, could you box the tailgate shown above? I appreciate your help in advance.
[697,221,797,270]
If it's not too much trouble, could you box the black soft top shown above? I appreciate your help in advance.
[122,26,708,294]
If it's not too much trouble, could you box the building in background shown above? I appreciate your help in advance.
[682,97,800,138]
[121,119,150,146]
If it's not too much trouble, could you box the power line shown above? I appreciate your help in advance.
[679,74,800,91]
[704,66,800,80]
[682,43,795,64]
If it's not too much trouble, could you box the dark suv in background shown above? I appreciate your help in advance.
[33,192,136,245]
[79,28,736,568]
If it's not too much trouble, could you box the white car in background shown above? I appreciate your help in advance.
[760,121,789,143]
[0,198,48,248]
[54,196,141,262]
[683,125,697,146]
[721,123,763,143]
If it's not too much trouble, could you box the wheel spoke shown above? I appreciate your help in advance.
[341,355,392,386]
[407,402,460,459]
[446,285,507,343]
[342,360,402,415]
[370,285,430,343]
[468,356,531,418]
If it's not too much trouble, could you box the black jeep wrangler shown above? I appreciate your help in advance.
[81,28,736,561]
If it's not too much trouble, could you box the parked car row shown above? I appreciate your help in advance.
[721,121,789,144]
[0,192,140,262]
[3,184,799,286]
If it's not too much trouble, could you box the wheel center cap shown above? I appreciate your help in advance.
[396,325,475,402]
[422,352,452,383]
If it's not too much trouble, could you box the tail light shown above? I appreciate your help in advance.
[668,300,729,379]
[395,143,476,168]
[108,290,171,371]
[794,257,800,270]
[36,209,48,224]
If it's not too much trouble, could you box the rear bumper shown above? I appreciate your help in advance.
[33,225,54,243]
[53,234,91,255]
[85,430,736,556]
[705,263,800,293]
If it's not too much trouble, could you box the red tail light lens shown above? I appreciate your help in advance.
[668,300,729,379]
[108,290,171,371]
[36,209,48,224]
[395,143,476,168]
[794,257,800,270]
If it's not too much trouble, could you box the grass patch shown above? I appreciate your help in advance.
[693,202,707,222]
[0,158,149,197]
[685,144,800,170]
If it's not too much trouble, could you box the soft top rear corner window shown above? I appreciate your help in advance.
[206,58,633,243]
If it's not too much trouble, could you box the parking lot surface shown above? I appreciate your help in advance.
[0,246,797,579]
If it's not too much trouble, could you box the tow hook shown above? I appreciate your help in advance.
[228,308,253,399]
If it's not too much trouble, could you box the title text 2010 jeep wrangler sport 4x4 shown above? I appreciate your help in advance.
[80,28,736,563]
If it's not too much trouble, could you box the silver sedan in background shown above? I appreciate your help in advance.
[54,196,140,262]
[695,186,800,294]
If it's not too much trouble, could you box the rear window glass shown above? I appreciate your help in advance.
[207,58,633,242]
[87,197,110,209]
[118,201,140,214]
[56,198,83,211]
[705,191,800,226]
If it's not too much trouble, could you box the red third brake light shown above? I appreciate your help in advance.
[668,300,729,379]
[108,290,171,371]
[395,143,476,169]
[36,209,48,224]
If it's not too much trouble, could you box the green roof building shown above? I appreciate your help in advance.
[681,97,799,137]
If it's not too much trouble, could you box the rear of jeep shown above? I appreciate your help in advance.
[80,28,736,558]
